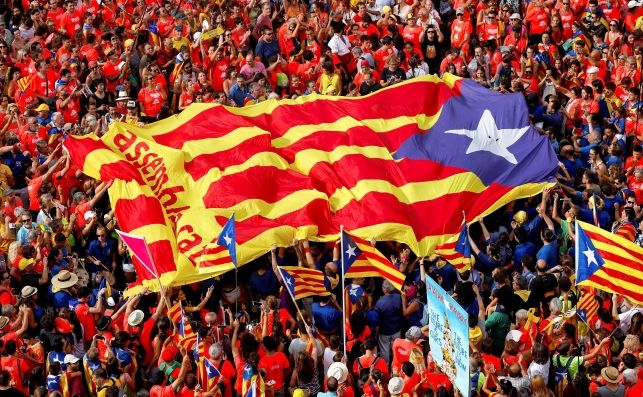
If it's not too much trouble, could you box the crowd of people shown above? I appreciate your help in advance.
[0,0,641,396]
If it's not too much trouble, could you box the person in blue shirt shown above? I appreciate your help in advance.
[312,295,342,335]
[248,262,279,298]
[35,103,51,126]
[513,227,537,271]
[254,28,281,66]
[228,76,250,107]
[374,280,402,364]
[50,270,78,310]
[536,229,558,269]
[87,226,117,274]
[1,137,30,185]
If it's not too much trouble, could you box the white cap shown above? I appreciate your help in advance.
[123,262,135,273]
[509,13,521,19]
[587,66,599,74]
[107,297,116,307]
[64,354,80,364]
[388,377,405,395]
[84,210,96,221]
[628,0,639,8]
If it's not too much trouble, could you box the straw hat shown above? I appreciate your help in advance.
[115,90,131,102]
[0,316,9,330]
[20,285,37,299]
[601,366,619,384]
[51,270,79,290]
[327,362,348,384]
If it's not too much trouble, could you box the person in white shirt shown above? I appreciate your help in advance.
[327,23,352,67]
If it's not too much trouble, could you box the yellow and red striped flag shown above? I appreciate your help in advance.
[434,220,473,272]
[341,230,406,291]
[17,75,31,92]
[278,266,330,300]
[64,75,557,296]
[576,286,599,323]
[575,220,643,304]
[178,303,197,351]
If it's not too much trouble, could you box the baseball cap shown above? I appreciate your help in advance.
[456,7,464,15]
[126,100,137,109]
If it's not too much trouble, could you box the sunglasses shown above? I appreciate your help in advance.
[97,234,106,237]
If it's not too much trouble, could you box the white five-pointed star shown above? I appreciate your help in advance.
[583,247,599,268]
[345,245,357,258]
[222,234,232,246]
[444,109,529,164]
[350,287,360,296]
[285,276,293,286]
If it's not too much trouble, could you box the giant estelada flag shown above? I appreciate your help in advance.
[65,75,558,293]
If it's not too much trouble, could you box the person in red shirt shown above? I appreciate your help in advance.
[258,335,290,397]
[525,0,550,42]
[59,1,82,39]
[451,8,472,51]
[0,340,31,395]
[138,75,168,122]
[628,167,643,205]
[75,286,107,344]
[102,49,126,93]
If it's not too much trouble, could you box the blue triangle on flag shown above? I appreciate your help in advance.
[576,224,605,284]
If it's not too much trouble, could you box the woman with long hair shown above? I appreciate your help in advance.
[531,375,554,397]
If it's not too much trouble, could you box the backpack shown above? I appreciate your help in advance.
[554,355,577,397]
[356,356,381,389]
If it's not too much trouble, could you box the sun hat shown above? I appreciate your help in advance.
[35,103,49,112]
[18,258,35,271]
[0,316,9,330]
[64,354,80,364]
[115,90,131,101]
[388,377,405,395]
[20,285,37,299]
[327,362,348,384]
[128,309,144,327]
[51,270,79,290]
[601,366,619,384]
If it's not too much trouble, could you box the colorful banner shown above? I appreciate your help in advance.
[425,274,469,396]
[65,74,557,294]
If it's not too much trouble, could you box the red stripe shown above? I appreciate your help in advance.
[185,135,270,181]
[115,195,167,230]
[99,160,145,184]
[65,137,110,171]
[593,266,643,289]
[584,229,643,263]
[347,264,405,284]
[198,256,234,268]
[589,274,643,302]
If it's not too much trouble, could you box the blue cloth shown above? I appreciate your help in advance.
[2,151,30,176]
[248,269,279,296]
[87,238,116,273]
[229,83,250,107]
[312,302,342,333]
[374,293,402,335]
[560,157,584,179]
[513,242,537,268]
[254,40,280,65]
[16,225,31,246]
[53,290,72,310]
[365,308,380,330]
[536,242,558,268]
[476,252,500,277]
[437,262,457,292]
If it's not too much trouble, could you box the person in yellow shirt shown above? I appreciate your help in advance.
[0,163,12,190]
[319,62,342,95]
[603,81,623,116]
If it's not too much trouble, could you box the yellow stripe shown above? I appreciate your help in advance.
[328,173,486,210]
[272,113,442,149]
[582,269,643,296]
[291,146,394,175]
[194,152,289,185]
[579,220,643,254]
[181,127,269,161]
[592,243,643,278]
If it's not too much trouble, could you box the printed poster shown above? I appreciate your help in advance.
[425,275,470,396]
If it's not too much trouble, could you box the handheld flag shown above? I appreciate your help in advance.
[278,266,330,300]
[576,286,599,323]
[575,220,643,304]
[435,219,472,272]
[216,215,237,269]
[178,303,197,350]
[340,230,405,291]
[116,230,158,278]
[99,277,112,300]
[204,358,221,379]
[245,380,257,397]
[591,193,599,227]
[193,333,200,362]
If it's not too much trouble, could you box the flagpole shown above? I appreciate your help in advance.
[142,236,176,330]
[275,264,308,330]
[340,225,347,358]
